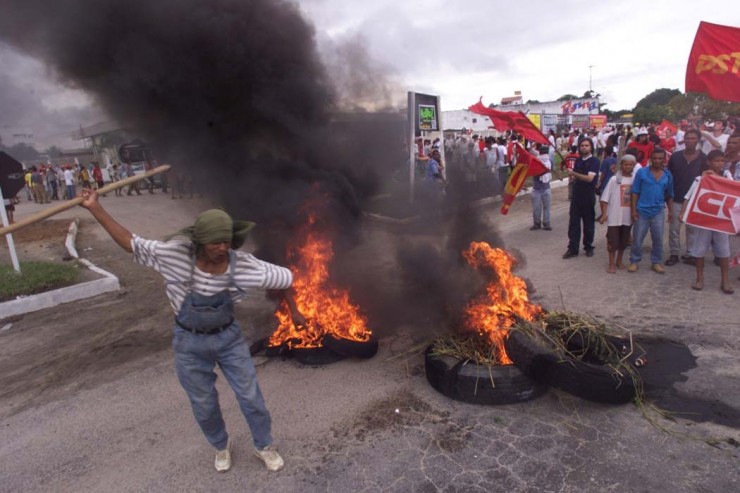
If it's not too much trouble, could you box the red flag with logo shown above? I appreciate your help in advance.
[685,21,740,102]
[500,144,549,215]
[656,119,678,138]
[468,99,551,146]
[682,174,740,234]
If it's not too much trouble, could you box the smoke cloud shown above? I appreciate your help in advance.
[0,0,506,338]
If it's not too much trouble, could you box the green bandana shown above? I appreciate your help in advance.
[166,209,255,249]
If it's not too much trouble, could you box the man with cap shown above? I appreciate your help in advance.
[627,129,654,167]
[79,187,304,474]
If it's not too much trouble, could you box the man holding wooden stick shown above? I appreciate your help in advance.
[77,185,304,473]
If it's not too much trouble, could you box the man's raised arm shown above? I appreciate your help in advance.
[79,188,134,253]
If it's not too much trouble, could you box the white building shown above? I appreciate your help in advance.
[443,96,601,133]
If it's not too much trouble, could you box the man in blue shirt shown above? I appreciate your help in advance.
[628,148,674,273]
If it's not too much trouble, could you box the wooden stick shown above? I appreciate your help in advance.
[0,164,171,236]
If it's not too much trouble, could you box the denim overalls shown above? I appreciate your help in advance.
[171,250,272,451]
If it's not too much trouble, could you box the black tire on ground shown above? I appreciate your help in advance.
[249,337,268,356]
[323,334,379,359]
[504,330,637,404]
[264,342,292,358]
[292,345,346,366]
[424,345,547,405]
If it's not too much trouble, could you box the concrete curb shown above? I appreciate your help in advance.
[0,220,120,319]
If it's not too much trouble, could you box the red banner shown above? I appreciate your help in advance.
[468,99,551,146]
[682,174,740,234]
[589,115,607,130]
[685,21,740,102]
[500,144,549,215]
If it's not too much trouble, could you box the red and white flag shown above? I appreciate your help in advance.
[682,174,740,234]
[685,21,740,102]
[500,144,549,215]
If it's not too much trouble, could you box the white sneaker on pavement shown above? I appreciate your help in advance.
[254,444,284,471]
[215,439,232,472]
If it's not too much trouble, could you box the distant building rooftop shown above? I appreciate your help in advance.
[500,96,523,105]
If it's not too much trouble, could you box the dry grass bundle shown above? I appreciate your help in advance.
[430,333,507,366]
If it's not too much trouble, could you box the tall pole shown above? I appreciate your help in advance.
[407,91,416,204]
[588,65,593,94]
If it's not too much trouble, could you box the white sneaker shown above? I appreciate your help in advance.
[215,439,232,472]
[254,444,284,471]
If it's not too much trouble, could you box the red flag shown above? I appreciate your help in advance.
[681,174,740,234]
[655,119,678,139]
[685,21,740,102]
[468,99,551,146]
[500,144,549,215]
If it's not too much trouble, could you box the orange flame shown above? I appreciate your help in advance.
[268,217,371,349]
[463,242,541,365]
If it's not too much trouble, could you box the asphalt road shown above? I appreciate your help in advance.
[1,182,738,493]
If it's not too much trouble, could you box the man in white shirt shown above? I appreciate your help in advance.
[701,119,729,154]
[63,166,75,200]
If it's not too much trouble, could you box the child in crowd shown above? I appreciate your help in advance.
[679,150,734,294]
[599,155,636,273]
[530,145,552,230]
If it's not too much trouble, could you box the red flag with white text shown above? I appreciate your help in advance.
[500,144,549,215]
[682,174,740,234]
[685,21,740,102]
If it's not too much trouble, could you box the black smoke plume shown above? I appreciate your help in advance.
[0,0,509,337]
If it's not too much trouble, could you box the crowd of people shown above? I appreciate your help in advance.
[2,161,197,225]
[413,117,739,294]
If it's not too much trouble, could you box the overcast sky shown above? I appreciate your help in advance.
[1,0,738,147]
[299,0,739,110]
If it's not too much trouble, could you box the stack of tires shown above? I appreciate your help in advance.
[425,328,640,405]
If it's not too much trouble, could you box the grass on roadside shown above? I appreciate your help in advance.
[0,261,80,302]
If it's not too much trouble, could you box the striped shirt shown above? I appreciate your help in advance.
[132,236,293,314]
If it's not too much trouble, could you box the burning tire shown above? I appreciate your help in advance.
[323,334,378,359]
[504,329,637,404]
[425,345,547,405]
[262,334,377,365]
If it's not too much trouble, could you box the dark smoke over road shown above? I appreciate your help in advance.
[0,0,506,336]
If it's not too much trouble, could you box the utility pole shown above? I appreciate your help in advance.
[588,65,593,95]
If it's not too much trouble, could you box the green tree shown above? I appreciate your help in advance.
[631,88,683,124]
[634,88,682,109]
[557,94,579,101]
[632,105,671,125]
[667,92,740,122]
